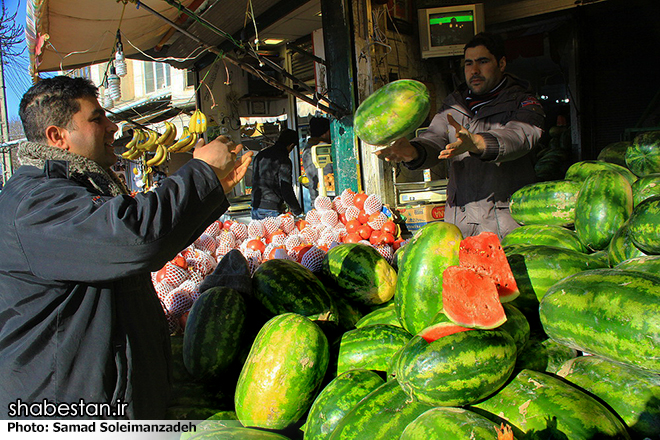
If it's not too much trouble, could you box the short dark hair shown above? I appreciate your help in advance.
[19,75,99,143]
[309,117,330,137]
[464,32,506,62]
[277,128,299,147]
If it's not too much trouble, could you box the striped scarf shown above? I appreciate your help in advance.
[465,77,507,114]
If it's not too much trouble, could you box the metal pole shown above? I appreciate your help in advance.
[137,1,347,119]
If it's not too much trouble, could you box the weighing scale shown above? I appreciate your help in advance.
[395,179,448,205]
[311,143,333,197]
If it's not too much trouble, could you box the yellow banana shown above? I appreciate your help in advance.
[127,147,145,160]
[146,143,167,166]
[189,110,199,134]
[176,132,199,153]
[141,130,159,152]
[168,127,191,153]
[125,128,141,150]
[162,122,177,147]
[196,110,207,133]
[156,122,173,145]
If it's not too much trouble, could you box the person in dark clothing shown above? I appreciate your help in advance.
[302,116,332,206]
[375,33,545,239]
[250,128,303,219]
[0,76,252,419]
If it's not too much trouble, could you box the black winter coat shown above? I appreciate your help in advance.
[0,158,229,419]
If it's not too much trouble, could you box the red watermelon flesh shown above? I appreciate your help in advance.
[459,232,519,302]
[441,265,507,329]
[418,322,475,343]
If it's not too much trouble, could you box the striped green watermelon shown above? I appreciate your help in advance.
[394,221,462,334]
[499,303,530,355]
[565,159,637,185]
[354,303,400,328]
[354,79,431,146]
[557,355,660,439]
[181,427,292,439]
[234,313,329,430]
[597,141,632,167]
[395,328,517,407]
[626,130,660,177]
[400,407,512,440]
[632,173,660,206]
[514,335,578,374]
[322,243,397,306]
[472,369,631,440]
[608,219,648,266]
[182,286,247,381]
[540,268,660,373]
[574,170,633,250]
[615,254,660,275]
[252,259,336,317]
[328,379,435,440]
[505,245,608,302]
[336,324,412,375]
[501,224,586,252]
[628,195,660,254]
[441,265,507,329]
[509,180,582,227]
[304,369,384,440]
[179,411,243,438]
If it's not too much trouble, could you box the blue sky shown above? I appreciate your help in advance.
[3,0,34,120]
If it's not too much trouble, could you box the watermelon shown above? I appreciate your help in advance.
[472,369,631,440]
[615,254,660,275]
[394,221,462,334]
[608,219,649,266]
[565,159,637,185]
[234,313,329,430]
[458,231,519,301]
[182,286,246,381]
[395,328,517,407]
[304,369,384,440]
[501,224,586,252]
[539,268,660,373]
[322,243,397,306]
[597,141,632,167]
[354,303,400,328]
[514,335,578,374]
[498,303,530,355]
[557,355,660,439]
[628,195,660,254]
[336,324,412,375]
[626,130,660,177]
[441,265,507,329]
[505,244,608,302]
[181,427,292,439]
[509,180,581,227]
[179,411,243,438]
[328,379,435,440]
[354,79,431,146]
[632,173,660,206]
[252,259,335,317]
[574,170,633,250]
[400,407,512,440]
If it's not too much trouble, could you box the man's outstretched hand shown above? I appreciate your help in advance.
[440,113,486,159]
[193,135,254,193]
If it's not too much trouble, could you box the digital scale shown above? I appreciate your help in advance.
[311,143,333,197]
[395,179,448,205]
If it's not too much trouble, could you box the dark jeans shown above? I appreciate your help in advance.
[251,207,280,220]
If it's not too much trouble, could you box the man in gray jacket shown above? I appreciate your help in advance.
[0,76,251,419]
[375,32,545,238]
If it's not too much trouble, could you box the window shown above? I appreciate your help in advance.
[186,69,196,88]
[143,62,171,93]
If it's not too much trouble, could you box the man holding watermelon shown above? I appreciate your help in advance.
[375,32,545,239]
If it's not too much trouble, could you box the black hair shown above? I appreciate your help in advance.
[277,128,299,148]
[464,32,506,62]
[19,75,99,143]
[309,117,330,138]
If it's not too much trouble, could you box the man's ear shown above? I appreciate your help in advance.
[44,125,69,149]
[499,56,507,72]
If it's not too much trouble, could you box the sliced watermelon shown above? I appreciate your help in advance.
[441,265,507,329]
[459,232,520,302]
[418,321,474,343]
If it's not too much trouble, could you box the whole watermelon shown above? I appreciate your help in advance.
[626,130,660,177]
[632,173,660,206]
[628,195,660,254]
[509,180,581,227]
[565,160,637,185]
[597,140,631,167]
[354,79,430,146]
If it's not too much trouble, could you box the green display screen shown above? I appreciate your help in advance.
[429,14,475,25]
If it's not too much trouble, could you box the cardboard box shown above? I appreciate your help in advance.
[396,203,445,232]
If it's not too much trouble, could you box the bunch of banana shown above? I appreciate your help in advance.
[121,129,146,160]
[146,122,177,167]
[168,126,199,154]
[136,130,159,152]
[189,109,208,134]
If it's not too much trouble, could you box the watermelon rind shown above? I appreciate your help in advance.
[336,324,412,375]
[400,407,509,440]
[501,224,586,253]
[509,180,581,227]
[354,302,400,328]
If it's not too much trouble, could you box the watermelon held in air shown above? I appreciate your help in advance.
[354,79,431,146]
[626,130,660,177]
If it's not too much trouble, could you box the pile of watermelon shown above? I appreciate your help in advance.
[163,131,659,440]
